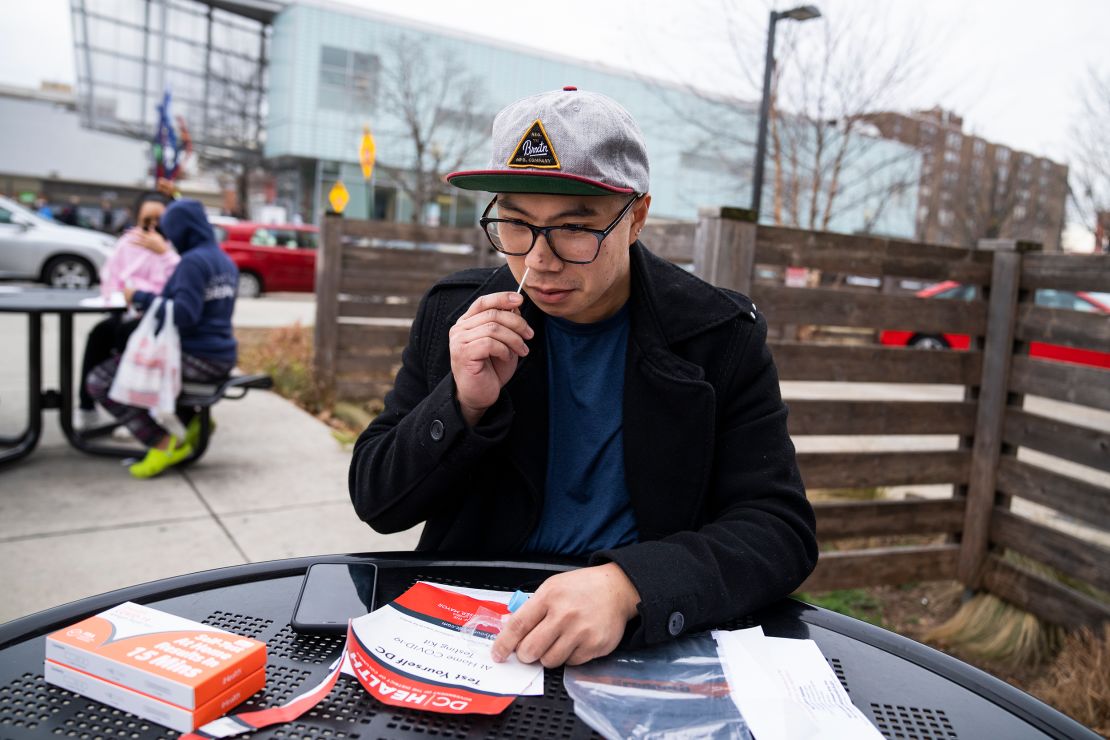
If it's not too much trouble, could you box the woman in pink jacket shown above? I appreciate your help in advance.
[78,191,180,427]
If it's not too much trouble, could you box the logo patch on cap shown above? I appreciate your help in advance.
[507,119,560,170]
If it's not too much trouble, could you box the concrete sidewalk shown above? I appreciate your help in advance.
[0,297,419,625]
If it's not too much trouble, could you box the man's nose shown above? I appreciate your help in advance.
[525,232,562,272]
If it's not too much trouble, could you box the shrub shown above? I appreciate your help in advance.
[236,325,327,413]
[1032,624,1110,736]
[923,593,1062,668]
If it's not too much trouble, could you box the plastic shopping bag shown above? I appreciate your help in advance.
[108,297,184,436]
[564,633,752,740]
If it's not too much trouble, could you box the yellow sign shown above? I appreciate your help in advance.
[359,126,377,180]
[328,181,350,213]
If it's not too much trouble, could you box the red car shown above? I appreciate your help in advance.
[213,222,319,297]
[880,281,1110,369]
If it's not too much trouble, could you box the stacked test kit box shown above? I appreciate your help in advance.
[45,601,267,732]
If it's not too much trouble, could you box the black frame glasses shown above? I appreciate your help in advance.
[479,194,642,265]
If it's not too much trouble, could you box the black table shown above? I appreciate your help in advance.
[0,288,136,465]
[0,554,1096,739]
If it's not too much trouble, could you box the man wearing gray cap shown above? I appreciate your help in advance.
[349,87,816,667]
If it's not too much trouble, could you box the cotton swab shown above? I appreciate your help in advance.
[516,267,530,294]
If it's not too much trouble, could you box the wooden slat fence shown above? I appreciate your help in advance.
[970,253,1110,628]
[316,209,1110,626]
[739,217,996,594]
[315,218,489,400]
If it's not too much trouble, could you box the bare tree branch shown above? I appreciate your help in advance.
[767,5,934,233]
[376,35,488,223]
[197,52,267,216]
[1069,67,1110,237]
[198,55,263,156]
[647,2,939,236]
[946,156,1022,245]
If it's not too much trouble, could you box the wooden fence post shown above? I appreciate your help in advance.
[314,213,344,402]
[958,240,1028,587]
[472,226,493,268]
[693,206,758,294]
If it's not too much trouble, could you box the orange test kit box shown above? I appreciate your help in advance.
[45,601,266,731]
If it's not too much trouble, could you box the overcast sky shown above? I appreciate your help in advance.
[2,0,1107,168]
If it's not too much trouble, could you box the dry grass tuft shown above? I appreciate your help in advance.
[807,487,887,502]
[236,324,328,413]
[924,593,1062,668]
[236,325,389,445]
[1031,624,1110,736]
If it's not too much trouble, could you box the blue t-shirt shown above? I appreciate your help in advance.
[523,304,638,556]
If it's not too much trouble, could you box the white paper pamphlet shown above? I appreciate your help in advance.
[714,627,883,740]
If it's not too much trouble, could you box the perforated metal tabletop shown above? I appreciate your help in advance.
[0,288,122,315]
[0,555,1096,739]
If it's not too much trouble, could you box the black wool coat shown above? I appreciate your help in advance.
[349,243,818,646]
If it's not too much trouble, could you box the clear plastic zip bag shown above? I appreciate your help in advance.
[564,632,752,740]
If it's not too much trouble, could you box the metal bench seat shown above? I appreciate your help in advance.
[78,373,273,464]
[180,373,274,406]
[177,373,274,462]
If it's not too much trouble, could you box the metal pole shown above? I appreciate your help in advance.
[141,0,151,131]
[751,10,779,222]
[157,0,167,98]
[201,6,212,142]
[369,169,376,220]
[75,0,95,129]
[255,25,268,145]
[312,158,322,225]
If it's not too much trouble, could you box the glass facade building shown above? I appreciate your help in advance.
[266,1,919,237]
[70,0,272,164]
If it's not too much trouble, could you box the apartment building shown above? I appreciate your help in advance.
[865,108,1068,251]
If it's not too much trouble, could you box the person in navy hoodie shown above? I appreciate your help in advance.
[87,199,239,478]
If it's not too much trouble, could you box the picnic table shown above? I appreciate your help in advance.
[0,287,129,465]
[0,553,1096,739]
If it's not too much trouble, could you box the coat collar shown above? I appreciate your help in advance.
[626,242,746,346]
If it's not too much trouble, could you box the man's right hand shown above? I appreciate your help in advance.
[449,292,534,427]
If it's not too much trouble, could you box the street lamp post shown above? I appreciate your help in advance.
[751,5,822,221]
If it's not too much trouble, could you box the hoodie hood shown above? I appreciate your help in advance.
[160,199,216,255]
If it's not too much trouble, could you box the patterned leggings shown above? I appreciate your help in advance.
[86,353,235,447]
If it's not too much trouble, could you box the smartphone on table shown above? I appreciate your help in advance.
[290,562,378,634]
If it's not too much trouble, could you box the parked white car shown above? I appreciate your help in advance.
[0,195,116,289]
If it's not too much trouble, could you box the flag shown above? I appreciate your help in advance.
[153,90,181,182]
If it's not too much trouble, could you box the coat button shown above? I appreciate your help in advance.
[430,419,445,441]
[667,611,685,636]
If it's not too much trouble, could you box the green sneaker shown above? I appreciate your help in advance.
[184,416,216,449]
[129,437,193,479]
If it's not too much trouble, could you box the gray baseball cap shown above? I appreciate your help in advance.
[447,86,650,196]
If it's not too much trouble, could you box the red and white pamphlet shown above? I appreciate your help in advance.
[183,582,543,739]
[345,581,540,714]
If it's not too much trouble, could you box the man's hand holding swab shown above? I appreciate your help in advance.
[449,282,534,428]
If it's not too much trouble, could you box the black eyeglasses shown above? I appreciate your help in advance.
[479,194,642,265]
